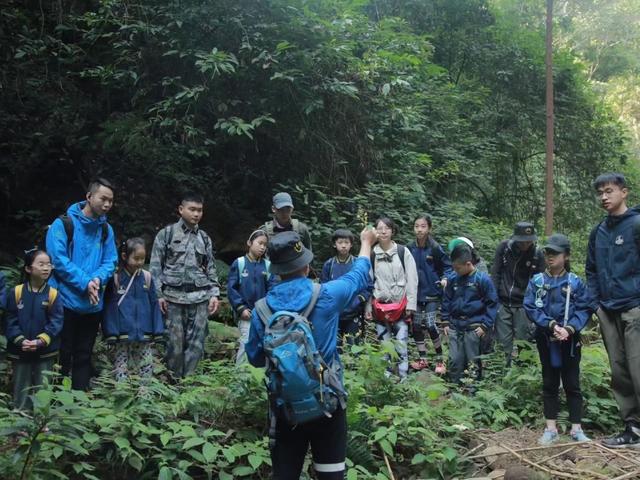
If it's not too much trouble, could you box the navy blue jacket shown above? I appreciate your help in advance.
[227,256,276,317]
[246,257,371,367]
[320,255,373,316]
[586,207,640,312]
[102,269,164,342]
[408,238,452,301]
[5,283,64,361]
[442,269,498,331]
[0,271,6,311]
[523,272,591,336]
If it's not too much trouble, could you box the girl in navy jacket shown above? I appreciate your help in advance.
[103,238,163,382]
[227,229,275,364]
[408,214,452,373]
[524,234,591,445]
[5,249,63,410]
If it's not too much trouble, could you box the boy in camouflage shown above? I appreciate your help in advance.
[150,193,220,378]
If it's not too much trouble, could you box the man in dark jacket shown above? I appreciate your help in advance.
[586,172,640,448]
[491,222,544,366]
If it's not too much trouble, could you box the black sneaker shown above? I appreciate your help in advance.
[602,426,640,449]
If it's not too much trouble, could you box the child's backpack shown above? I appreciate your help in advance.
[370,244,406,276]
[254,283,346,426]
[236,256,271,285]
[14,284,58,311]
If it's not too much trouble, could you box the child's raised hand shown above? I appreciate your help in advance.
[240,309,252,320]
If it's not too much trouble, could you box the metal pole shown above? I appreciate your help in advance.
[545,0,554,235]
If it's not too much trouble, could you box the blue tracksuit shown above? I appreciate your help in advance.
[5,283,64,361]
[102,269,164,342]
[586,207,640,312]
[523,272,591,336]
[46,202,118,313]
[227,256,275,317]
[246,257,371,367]
[408,239,452,301]
[442,269,498,331]
[320,255,373,316]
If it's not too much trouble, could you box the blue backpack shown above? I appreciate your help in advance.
[254,283,346,426]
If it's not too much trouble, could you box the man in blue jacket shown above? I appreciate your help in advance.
[46,178,117,390]
[246,227,376,480]
[586,172,640,448]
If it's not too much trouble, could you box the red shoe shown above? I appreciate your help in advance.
[410,358,429,371]
[435,362,447,375]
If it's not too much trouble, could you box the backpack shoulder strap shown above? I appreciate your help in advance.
[397,244,406,272]
[142,270,152,289]
[264,258,271,272]
[14,284,23,305]
[237,256,246,285]
[60,214,74,252]
[101,223,109,243]
[291,219,300,233]
[533,272,545,287]
[47,286,58,309]
[302,283,322,318]
[264,221,275,237]
[254,298,273,327]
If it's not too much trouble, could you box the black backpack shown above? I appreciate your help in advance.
[370,244,406,275]
[43,215,109,254]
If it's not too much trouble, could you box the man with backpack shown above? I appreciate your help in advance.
[46,178,118,390]
[245,227,377,480]
[491,221,544,366]
[260,192,313,251]
[586,173,640,448]
[150,192,220,378]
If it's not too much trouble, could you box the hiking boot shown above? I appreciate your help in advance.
[602,425,640,449]
[538,429,559,446]
[570,429,590,442]
[410,358,429,371]
[434,362,446,375]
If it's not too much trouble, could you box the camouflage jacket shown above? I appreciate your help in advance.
[150,219,220,304]
[261,218,313,252]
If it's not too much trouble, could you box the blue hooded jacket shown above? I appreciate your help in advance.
[586,206,640,312]
[408,238,453,301]
[523,272,591,335]
[5,283,64,361]
[102,269,164,342]
[441,269,498,331]
[46,202,117,313]
[227,256,276,317]
[320,255,373,316]
[246,257,371,367]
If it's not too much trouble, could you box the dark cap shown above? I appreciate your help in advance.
[267,231,314,275]
[331,228,355,243]
[272,192,294,209]
[544,234,570,254]
[512,222,537,242]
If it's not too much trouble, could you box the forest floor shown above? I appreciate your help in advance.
[462,427,640,480]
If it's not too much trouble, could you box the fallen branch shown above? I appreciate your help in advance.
[593,442,640,467]
[467,440,591,459]
[538,446,575,465]
[382,451,396,480]
[462,442,485,458]
[498,443,576,479]
[611,468,640,480]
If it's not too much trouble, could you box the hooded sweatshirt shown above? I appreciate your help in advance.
[46,202,117,313]
[586,206,640,311]
[245,257,371,367]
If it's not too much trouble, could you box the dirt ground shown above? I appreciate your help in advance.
[460,427,640,480]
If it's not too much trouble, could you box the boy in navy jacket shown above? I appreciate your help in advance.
[320,229,373,349]
[6,249,63,410]
[443,242,498,385]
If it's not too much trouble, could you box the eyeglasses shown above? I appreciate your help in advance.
[376,227,391,232]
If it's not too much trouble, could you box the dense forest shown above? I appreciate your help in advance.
[1,1,640,479]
